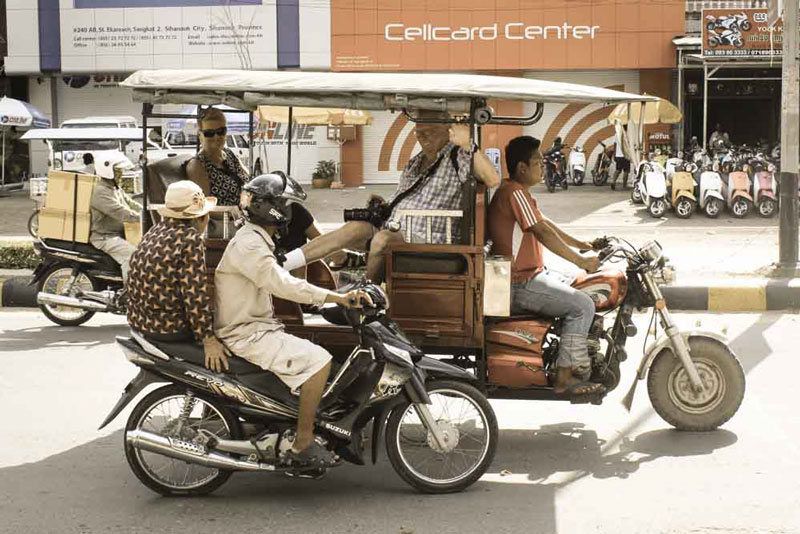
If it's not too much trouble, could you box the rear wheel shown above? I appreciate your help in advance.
[757,198,776,218]
[741,20,751,31]
[37,265,96,326]
[125,385,240,496]
[562,176,568,190]
[385,380,498,494]
[704,197,722,218]
[675,198,695,219]
[27,210,39,238]
[648,198,667,218]
[648,337,745,431]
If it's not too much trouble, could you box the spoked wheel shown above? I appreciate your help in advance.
[647,337,745,431]
[385,380,498,494]
[675,198,695,219]
[731,198,750,218]
[704,198,722,218]
[125,385,241,496]
[648,198,667,218]
[27,210,39,238]
[757,198,777,218]
[37,265,96,326]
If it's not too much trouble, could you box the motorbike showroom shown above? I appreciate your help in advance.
[3,0,687,185]
[675,5,784,154]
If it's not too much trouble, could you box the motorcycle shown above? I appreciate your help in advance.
[634,161,668,218]
[698,166,725,218]
[544,144,569,192]
[100,282,498,495]
[706,12,751,33]
[591,141,613,186]
[708,28,744,48]
[31,238,126,326]
[486,237,745,430]
[567,145,586,186]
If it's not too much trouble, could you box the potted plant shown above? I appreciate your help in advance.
[311,160,336,189]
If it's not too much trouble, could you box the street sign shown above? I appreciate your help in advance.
[702,8,783,58]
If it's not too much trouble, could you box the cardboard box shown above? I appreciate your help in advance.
[37,207,91,243]
[124,221,142,246]
[45,171,96,213]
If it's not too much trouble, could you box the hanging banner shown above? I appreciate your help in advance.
[702,8,784,58]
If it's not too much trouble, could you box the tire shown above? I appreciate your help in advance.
[647,337,745,431]
[709,37,719,48]
[599,169,609,185]
[37,264,96,326]
[757,198,776,218]
[547,180,555,193]
[631,185,643,203]
[706,22,716,31]
[675,198,695,219]
[27,210,39,238]
[562,176,568,190]
[385,380,498,494]
[733,38,744,48]
[741,20,751,31]
[573,170,584,186]
[731,198,750,218]
[125,385,241,496]
[592,170,604,186]
[648,198,667,218]
[704,198,722,218]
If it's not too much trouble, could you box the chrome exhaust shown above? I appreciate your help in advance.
[126,429,277,472]
[36,292,108,312]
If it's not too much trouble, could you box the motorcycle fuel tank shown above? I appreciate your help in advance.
[572,270,628,311]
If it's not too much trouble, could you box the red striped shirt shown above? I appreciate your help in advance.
[488,180,545,282]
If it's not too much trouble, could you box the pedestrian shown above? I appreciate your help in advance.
[611,129,630,191]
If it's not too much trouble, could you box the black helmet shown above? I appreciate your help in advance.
[241,173,307,227]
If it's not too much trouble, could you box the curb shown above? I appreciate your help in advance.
[0,275,36,308]
[661,279,800,311]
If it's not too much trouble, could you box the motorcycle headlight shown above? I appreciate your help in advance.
[639,240,663,263]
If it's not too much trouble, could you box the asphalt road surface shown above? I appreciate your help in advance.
[0,309,798,534]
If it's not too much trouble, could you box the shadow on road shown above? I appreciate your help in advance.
[0,323,129,353]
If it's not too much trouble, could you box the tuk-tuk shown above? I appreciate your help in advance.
[125,70,745,433]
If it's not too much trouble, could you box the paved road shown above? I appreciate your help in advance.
[1,309,798,534]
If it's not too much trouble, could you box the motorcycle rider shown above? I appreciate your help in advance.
[488,136,603,400]
[88,157,141,280]
[213,173,371,464]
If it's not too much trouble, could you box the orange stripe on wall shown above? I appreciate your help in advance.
[378,114,409,172]
[581,125,616,166]
[397,130,419,171]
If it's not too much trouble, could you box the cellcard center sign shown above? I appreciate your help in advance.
[331,0,684,71]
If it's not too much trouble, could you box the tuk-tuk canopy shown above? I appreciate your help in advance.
[256,106,372,126]
[21,127,150,141]
[121,70,659,113]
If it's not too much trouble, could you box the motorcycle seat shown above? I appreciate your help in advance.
[146,338,300,408]
[40,238,119,269]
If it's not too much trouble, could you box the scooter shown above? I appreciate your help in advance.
[101,282,498,495]
[753,162,778,218]
[592,141,614,186]
[665,154,685,182]
[568,145,586,186]
[698,166,725,218]
[636,161,669,218]
[724,167,753,218]
[669,162,698,219]
[544,146,569,192]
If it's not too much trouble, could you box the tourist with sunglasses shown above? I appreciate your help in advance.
[185,107,250,207]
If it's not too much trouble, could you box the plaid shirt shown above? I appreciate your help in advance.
[388,142,471,244]
[127,220,214,340]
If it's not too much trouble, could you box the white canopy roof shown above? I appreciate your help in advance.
[121,70,658,112]
[21,127,149,141]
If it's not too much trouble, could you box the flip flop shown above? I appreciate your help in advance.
[556,381,605,404]
[284,439,340,468]
[329,250,367,271]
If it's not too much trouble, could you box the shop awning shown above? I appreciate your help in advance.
[607,98,682,125]
[256,106,372,126]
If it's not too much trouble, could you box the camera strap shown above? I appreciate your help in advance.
[388,146,460,212]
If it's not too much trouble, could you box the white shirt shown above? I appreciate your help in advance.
[214,222,333,342]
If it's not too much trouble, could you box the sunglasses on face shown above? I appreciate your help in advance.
[200,126,227,138]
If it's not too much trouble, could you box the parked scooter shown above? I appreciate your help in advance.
[568,145,586,185]
[635,161,669,218]
[592,141,614,186]
[668,162,698,219]
[752,161,778,218]
[698,165,725,218]
[544,141,569,192]
[724,167,753,218]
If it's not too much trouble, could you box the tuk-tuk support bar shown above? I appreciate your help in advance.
[402,102,544,126]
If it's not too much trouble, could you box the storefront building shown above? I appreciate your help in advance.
[4,0,684,184]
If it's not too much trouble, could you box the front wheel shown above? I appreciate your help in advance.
[125,385,241,496]
[757,198,777,218]
[704,197,722,218]
[38,264,96,326]
[572,170,584,186]
[631,185,643,203]
[741,20,751,31]
[648,198,667,218]
[648,337,745,431]
[385,380,498,494]
[675,198,695,219]
[731,198,750,218]
[561,175,568,190]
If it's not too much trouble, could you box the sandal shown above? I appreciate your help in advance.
[556,381,605,403]
[284,438,340,468]
[329,250,366,271]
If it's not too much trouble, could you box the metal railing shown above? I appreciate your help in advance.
[394,209,463,245]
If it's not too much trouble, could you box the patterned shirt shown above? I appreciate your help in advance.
[488,180,545,283]
[127,220,214,340]
[388,142,471,244]
[197,148,249,206]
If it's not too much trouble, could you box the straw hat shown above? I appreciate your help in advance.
[157,181,217,219]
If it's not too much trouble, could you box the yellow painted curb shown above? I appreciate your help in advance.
[708,285,767,312]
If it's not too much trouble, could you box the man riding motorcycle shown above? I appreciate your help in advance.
[213,173,370,467]
[489,136,603,401]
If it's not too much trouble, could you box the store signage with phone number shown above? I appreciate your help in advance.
[702,9,786,58]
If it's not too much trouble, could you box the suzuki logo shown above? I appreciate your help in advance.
[323,423,352,437]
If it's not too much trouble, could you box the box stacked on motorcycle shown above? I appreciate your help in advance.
[486,319,550,387]
[37,171,97,243]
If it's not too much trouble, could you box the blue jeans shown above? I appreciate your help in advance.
[511,270,595,371]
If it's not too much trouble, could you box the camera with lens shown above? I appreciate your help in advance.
[343,195,392,228]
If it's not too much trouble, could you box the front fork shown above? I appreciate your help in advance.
[642,272,706,393]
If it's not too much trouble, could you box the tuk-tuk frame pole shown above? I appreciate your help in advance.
[248,111,255,176]
[287,106,293,176]
[141,103,151,232]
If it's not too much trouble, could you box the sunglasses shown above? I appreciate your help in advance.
[200,126,227,138]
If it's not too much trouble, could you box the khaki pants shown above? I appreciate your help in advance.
[90,235,136,280]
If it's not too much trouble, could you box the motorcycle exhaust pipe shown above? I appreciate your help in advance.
[36,292,108,312]
[126,429,276,472]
